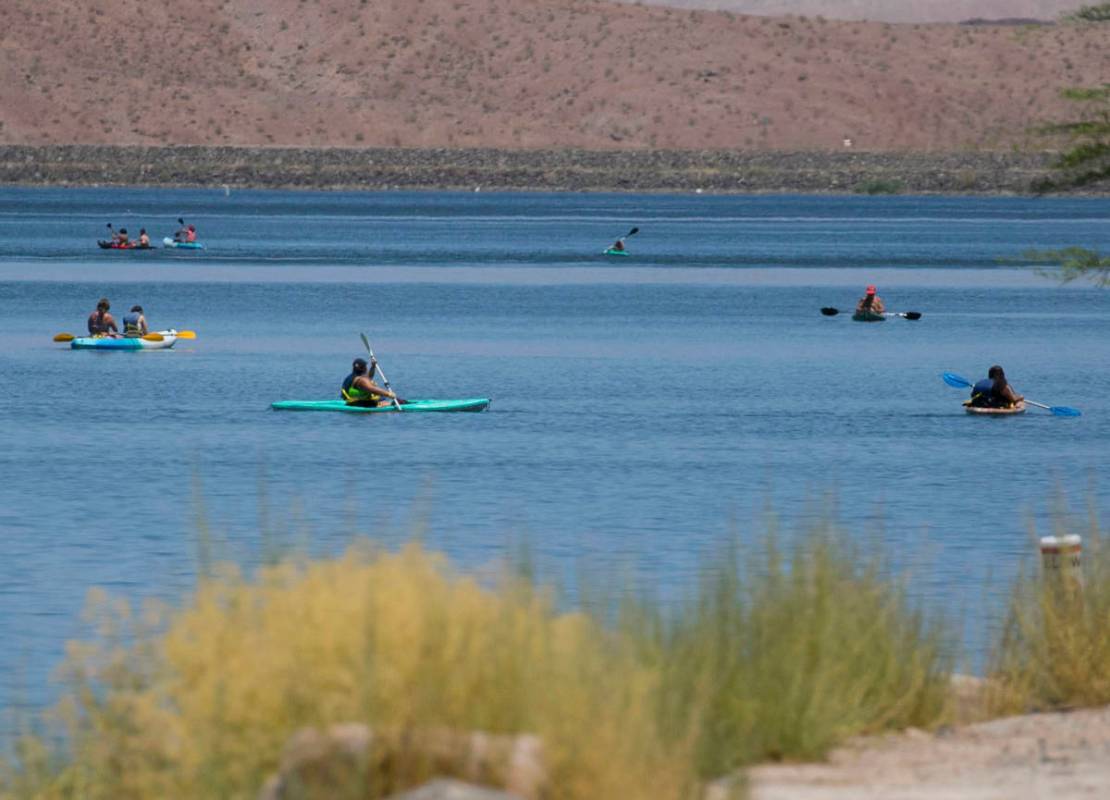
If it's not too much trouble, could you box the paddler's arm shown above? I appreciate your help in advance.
[355,376,396,399]
[1001,384,1023,404]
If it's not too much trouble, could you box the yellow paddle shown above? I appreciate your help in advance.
[175,330,197,339]
[142,333,165,342]
[53,333,75,342]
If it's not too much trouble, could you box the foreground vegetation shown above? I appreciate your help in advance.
[1,523,953,800]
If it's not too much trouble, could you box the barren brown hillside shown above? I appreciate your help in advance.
[1,0,1107,152]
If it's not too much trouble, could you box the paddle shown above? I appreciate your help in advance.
[359,333,403,411]
[941,372,1081,417]
[175,330,197,339]
[820,307,922,320]
[53,333,75,342]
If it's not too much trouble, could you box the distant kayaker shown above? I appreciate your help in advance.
[185,225,197,243]
[87,298,118,337]
[856,285,885,315]
[969,365,1024,409]
[610,237,626,252]
[173,219,191,242]
[341,357,401,408]
[122,305,148,337]
[113,227,130,247]
[137,229,150,248]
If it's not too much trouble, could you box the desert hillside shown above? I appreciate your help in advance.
[631,1,1083,24]
[1,0,1107,152]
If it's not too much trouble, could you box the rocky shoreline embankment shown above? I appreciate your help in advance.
[0,145,1075,194]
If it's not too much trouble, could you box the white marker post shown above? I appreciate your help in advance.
[1039,534,1083,589]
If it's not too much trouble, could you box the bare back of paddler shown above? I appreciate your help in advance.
[87,298,119,337]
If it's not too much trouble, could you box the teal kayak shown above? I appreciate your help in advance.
[852,311,886,322]
[271,398,490,413]
[71,330,179,350]
[603,248,630,257]
[163,237,204,250]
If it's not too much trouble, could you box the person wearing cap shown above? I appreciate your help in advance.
[968,365,1024,409]
[341,357,401,408]
[122,305,148,337]
[87,298,118,337]
[855,285,885,315]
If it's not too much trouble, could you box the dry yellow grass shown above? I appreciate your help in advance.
[1,525,955,799]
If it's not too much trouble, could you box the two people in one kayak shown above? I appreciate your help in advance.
[87,298,149,337]
[107,227,151,247]
[856,285,885,315]
[968,365,1024,409]
[342,357,406,408]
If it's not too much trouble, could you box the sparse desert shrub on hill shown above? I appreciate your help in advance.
[1067,3,1110,22]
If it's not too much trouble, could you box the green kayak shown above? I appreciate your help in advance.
[851,311,886,322]
[603,248,630,257]
[271,398,490,413]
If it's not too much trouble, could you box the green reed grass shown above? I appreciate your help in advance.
[988,514,1110,713]
[2,522,954,800]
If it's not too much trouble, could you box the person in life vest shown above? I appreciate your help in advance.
[112,227,130,247]
[968,365,1024,409]
[137,228,150,248]
[341,357,403,408]
[855,284,885,315]
[87,298,118,337]
[610,237,626,252]
[173,219,189,242]
[122,305,148,337]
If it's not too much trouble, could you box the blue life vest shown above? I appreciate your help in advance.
[122,312,143,336]
[971,378,1003,407]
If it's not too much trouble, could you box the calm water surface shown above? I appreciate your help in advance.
[1,188,1108,717]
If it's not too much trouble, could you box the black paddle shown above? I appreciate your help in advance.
[821,307,922,320]
[610,226,639,250]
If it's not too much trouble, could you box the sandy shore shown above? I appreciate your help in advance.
[0,145,1071,194]
[751,705,1110,800]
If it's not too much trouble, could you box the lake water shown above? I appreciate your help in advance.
[1,187,1108,718]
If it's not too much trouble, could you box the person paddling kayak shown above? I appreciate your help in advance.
[856,285,885,315]
[609,236,627,252]
[122,305,148,337]
[968,365,1024,409]
[87,298,119,337]
[173,220,197,243]
[137,229,151,248]
[341,357,404,408]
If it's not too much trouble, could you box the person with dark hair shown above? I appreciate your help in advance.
[122,305,148,337]
[855,284,885,315]
[969,365,1024,409]
[341,357,401,408]
[137,228,151,248]
[87,298,118,336]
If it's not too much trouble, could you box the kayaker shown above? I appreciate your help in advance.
[137,229,150,248]
[855,285,885,315]
[173,220,189,242]
[111,227,130,247]
[122,305,148,337]
[610,237,626,252]
[87,298,118,337]
[185,224,197,243]
[341,357,401,408]
[969,365,1024,409]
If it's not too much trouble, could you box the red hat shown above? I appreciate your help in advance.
[866,285,876,295]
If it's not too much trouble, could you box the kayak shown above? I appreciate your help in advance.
[964,401,1026,416]
[852,311,886,322]
[603,248,630,257]
[71,330,179,350]
[98,241,153,250]
[272,398,491,413]
[163,237,204,249]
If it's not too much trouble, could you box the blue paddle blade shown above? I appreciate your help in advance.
[1050,406,1082,417]
[942,372,971,389]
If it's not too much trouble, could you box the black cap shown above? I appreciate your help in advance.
[130,305,143,313]
[353,358,368,371]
